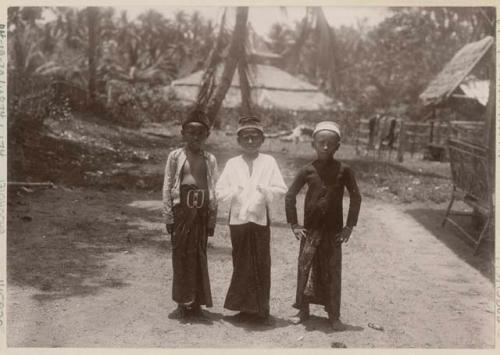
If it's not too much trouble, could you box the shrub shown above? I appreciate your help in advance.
[103,81,186,127]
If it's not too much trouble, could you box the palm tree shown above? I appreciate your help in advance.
[281,7,340,95]
[205,7,250,128]
[8,7,46,80]
[194,8,228,110]
[237,45,253,117]
[200,6,342,128]
[268,23,294,55]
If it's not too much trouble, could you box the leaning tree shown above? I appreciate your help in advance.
[195,6,339,128]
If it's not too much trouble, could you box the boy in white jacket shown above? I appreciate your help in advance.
[216,116,287,325]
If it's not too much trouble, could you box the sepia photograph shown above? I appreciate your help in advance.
[4,4,496,348]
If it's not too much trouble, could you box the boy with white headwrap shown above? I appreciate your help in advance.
[285,121,362,330]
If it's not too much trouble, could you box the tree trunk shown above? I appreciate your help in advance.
[237,42,253,116]
[87,7,99,106]
[194,8,227,109]
[238,60,253,116]
[397,120,406,163]
[314,7,339,96]
[206,7,249,128]
[485,44,495,195]
[368,74,389,107]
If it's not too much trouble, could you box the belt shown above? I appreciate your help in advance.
[185,189,206,209]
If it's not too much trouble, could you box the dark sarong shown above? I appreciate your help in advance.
[293,227,342,319]
[295,228,322,308]
[224,223,271,317]
[171,184,212,307]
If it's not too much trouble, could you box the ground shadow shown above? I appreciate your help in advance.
[7,187,173,302]
[302,315,364,334]
[8,214,138,302]
[222,313,293,332]
[32,277,130,302]
[405,207,494,282]
[123,200,233,258]
[167,309,224,326]
[7,186,236,303]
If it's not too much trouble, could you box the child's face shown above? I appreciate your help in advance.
[182,122,209,151]
[312,130,340,160]
[237,128,264,154]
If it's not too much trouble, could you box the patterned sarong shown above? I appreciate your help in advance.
[294,226,342,319]
[171,184,212,307]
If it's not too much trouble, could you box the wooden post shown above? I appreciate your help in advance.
[87,7,99,106]
[485,43,495,225]
[355,120,360,156]
[436,120,441,145]
[429,120,434,144]
[397,119,406,163]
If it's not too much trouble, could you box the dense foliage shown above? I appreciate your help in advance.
[268,7,495,116]
[7,6,496,128]
[8,7,214,127]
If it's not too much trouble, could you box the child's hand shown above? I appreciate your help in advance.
[291,224,307,241]
[166,223,174,234]
[337,226,352,243]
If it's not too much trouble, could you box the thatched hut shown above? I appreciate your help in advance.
[419,35,494,254]
[168,64,340,112]
[419,36,493,145]
[164,64,358,139]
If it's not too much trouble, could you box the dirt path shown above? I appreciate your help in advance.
[7,187,494,348]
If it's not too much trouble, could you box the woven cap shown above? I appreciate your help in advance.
[236,115,264,134]
[312,121,341,139]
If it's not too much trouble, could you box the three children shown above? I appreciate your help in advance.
[163,114,361,329]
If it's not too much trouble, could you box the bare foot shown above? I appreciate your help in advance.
[330,319,347,331]
[290,309,310,324]
[254,315,275,326]
[190,305,209,321]
[225,312,250,323]
[168,305,188,320]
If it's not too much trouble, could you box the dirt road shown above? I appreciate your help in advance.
[7,185,494,348]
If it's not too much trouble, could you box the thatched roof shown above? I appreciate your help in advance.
[458,77,489,106]
[419,36,494,106]
[167,64,341,111]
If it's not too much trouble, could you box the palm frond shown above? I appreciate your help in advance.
[282,10,311,73]
[312,7,339,94]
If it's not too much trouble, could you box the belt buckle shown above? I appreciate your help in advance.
[187,189,205,209]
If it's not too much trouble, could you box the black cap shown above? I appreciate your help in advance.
[182,108,210,131]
